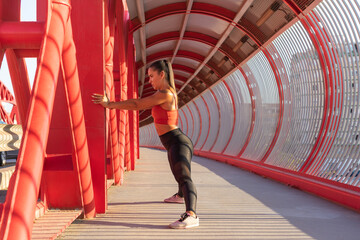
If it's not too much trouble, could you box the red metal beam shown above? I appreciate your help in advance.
[299,13,341,174]
[104,0,121,184]
[5,49,31,125]
[115,0,129,185]
[296,16,332,173]
[0,22,44,49]
[1,2,72,239]
[61,15,95,219]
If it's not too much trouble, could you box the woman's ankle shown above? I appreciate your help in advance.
[186,211,196,217]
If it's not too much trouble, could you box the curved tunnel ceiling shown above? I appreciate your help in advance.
[126,0,319,126]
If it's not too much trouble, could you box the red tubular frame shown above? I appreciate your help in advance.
[61,13,95,219]
[0,80,18,124]
[0,1,77,239]
[116,0,129,181]
[5,49,31,125]
[105,0,121,184]
[0,0,138,237]
[127,30,137,170]
[0,22,44,49]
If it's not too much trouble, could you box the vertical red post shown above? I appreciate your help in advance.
[127,32,136,170]
[71,0,107,213]
[105,0,121,184]
[134,53,139,160]
[116,0,129,182]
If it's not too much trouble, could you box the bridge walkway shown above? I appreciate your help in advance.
[56,147,360,239]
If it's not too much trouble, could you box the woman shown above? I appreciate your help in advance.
[92,59,199,229]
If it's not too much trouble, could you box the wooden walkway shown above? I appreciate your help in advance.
[57,147,360,240]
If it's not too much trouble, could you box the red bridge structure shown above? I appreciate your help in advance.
[0,0,360,239]
[0,81,19,124]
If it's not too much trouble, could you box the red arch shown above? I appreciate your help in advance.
[147,31,242,65]
[131,2,263,45]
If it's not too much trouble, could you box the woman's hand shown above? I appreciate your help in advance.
[92,92,110,108]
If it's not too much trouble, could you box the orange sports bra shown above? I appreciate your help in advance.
[152,89,178,125]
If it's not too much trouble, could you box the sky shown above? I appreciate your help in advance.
[0,0,37,98]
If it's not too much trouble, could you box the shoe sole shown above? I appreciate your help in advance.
[169,220,199,229]
[185,222,199,229]
[164,200,184,204]
[169,223,199,229]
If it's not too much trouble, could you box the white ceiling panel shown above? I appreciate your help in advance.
[173,70,191,78]
[186,14,229,39]
[146,40,177,56]
[145,15,184,38]
[173,57,201,69]
[179,40,212,57]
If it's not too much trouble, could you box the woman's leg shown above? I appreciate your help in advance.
[168,141,197,213]
[177,185,183,197]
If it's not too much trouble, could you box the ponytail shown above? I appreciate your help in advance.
[166,60,176,90]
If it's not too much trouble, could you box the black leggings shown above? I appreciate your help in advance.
[160,128,197,213]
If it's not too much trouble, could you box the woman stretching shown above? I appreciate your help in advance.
[92,59,199,229]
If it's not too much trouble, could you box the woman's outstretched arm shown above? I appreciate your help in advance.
[92,90,171,110]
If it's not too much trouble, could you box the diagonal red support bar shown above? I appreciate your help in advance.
[5,49,31,125]
[61,12,95,219]
[0,1,71,239]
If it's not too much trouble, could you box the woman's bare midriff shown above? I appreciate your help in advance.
[155,123,178,136]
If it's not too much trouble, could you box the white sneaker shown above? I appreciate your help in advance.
[164,194,184,204]
[169,212,199,229]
